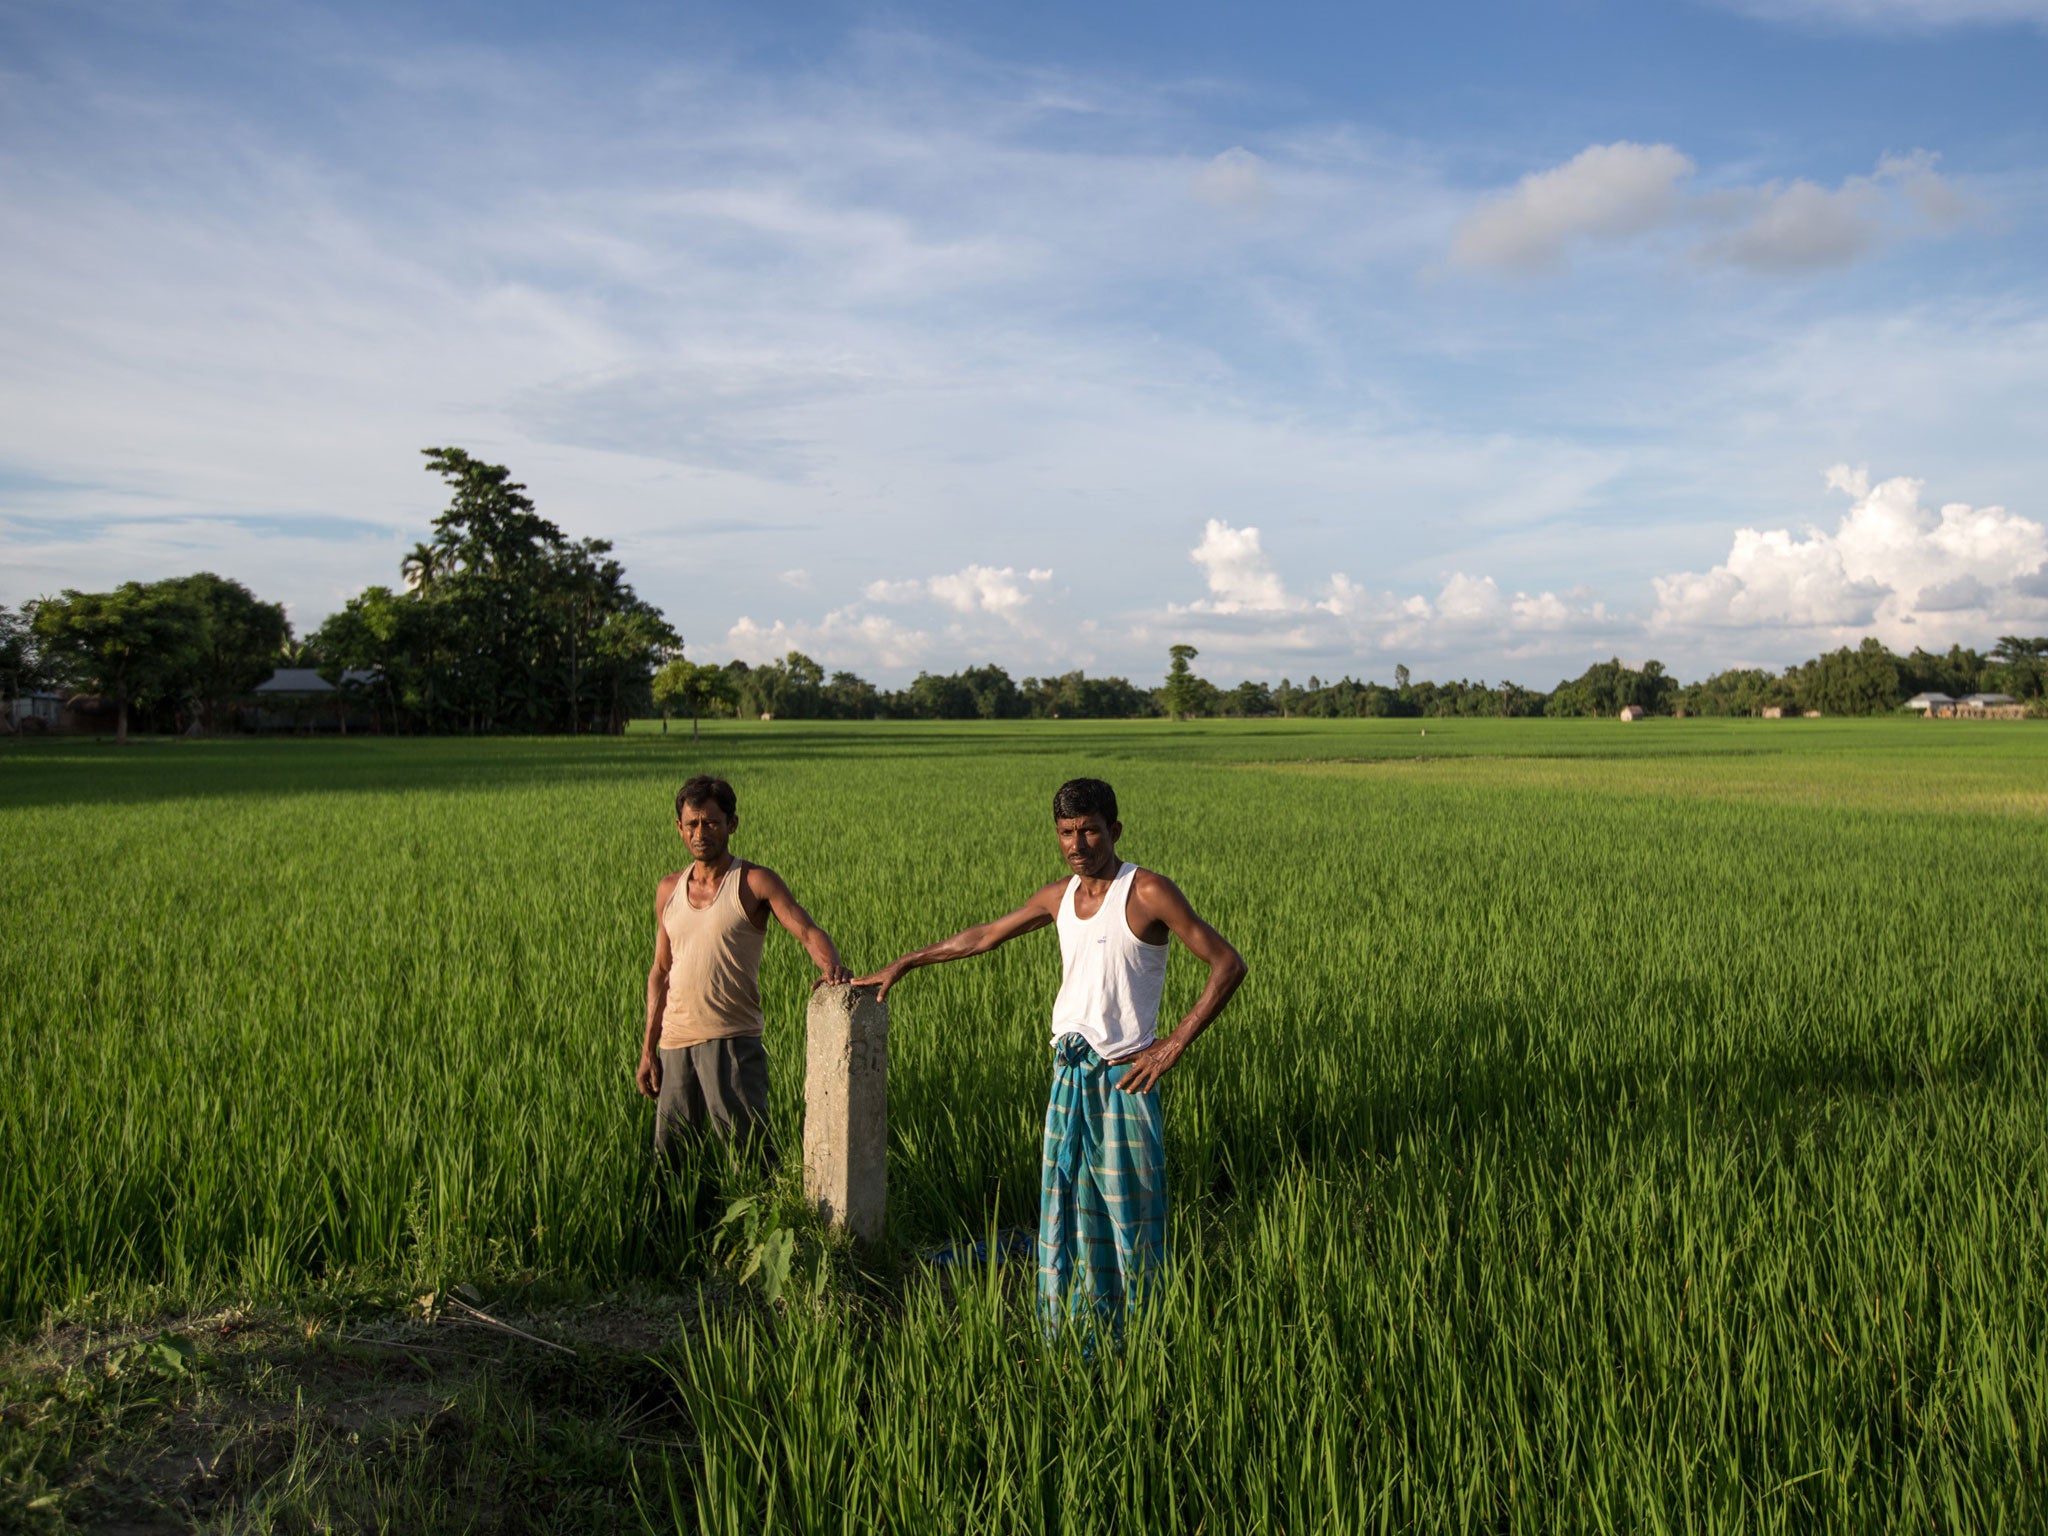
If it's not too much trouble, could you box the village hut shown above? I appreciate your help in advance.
[5,691,64,734]
[248,668,377,732]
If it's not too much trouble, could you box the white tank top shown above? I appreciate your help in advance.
[1050,862,1170,1057]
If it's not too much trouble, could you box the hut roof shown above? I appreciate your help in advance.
[254,668,376,695]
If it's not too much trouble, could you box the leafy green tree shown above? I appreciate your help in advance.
[1785,638,1901,716]
[313,585,424,732]
[154,573,291,733]
[1987,636,2048,701]
[904,670,977,720]
[0,605,53,731]
[733,652,831,719]
[1223,680,1275,717]
[31,583,205,743]
[825,670,879,719]
[311,449,676,734]
[784,651,825,690]
[958,664,1025,720]
[1676,667,1794,717]
[1161,644,1210,721]
[652,656,736,739]
[1546,658,1675,718]
[589,606,676,734]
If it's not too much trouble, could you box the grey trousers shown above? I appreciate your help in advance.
[655,1037,776,1169]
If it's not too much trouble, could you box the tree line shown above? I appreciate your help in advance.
[646,636,2047,730]
[7,449,676,740]
[7,448,2044,735]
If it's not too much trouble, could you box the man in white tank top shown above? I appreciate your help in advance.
[857,777,1246,1337]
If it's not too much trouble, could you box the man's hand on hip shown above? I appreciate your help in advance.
[1110,1034,1187,1094]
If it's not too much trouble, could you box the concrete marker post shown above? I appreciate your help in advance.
[803,984,888,1243]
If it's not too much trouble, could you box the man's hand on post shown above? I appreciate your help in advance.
[850,959,908,1001]
[636,1052,662,1099]
[812,962,853,991]
[1110,1033,1186,1094]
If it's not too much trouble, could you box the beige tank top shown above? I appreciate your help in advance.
[660,859,768,1049]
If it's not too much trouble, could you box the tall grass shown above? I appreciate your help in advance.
[4,719,2045,1528]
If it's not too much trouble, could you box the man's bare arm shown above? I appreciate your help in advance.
[750,866,852,989]
[1110,872,1246,1093]
[852,881,1065,1000]
[638,874,682,1099]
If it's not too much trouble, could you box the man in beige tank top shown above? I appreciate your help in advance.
[637,774,850,1170]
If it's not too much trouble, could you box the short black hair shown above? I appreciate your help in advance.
[1053,777,1117,824]
[677,775,737,820]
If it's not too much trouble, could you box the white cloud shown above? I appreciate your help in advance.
[1192,147,1272,215]
[1189,520,1296,613]
[864,578,928,603]
[1719,0,2048,29]
[1651,467,2048,646]
[927,563,1040,615]
[1315,570,1610,656]
[1880,150,1974,226]
[1699,154,1971,273]
[779,568,813,590]
[1452,142,1695,271]
[864,564,1051,618]
[725,608,931,670]
[1704,178,1884,272]
[1455,143,1969,275]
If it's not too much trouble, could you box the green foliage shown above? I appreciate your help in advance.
[711,1195,831,1309]
[312,448,677,733]
[1988,635,2048,701]
[902,663,1028,721]
[1676,665,1795,717]
[651,656,737,734]
[0,604,53,719]
[154,573,291,732]
[1159,644,1211,720]
[1785,637,1903,716]
[29,581,208,742]
[1545,656,1676,718]
[1018,669,1157,719]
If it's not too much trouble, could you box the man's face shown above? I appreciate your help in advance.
[677,800,736,862]
[1056,813,1120,878]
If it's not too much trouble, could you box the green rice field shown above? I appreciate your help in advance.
[4,718,2046,1531]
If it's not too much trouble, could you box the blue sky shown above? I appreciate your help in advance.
[3,0,2045,686]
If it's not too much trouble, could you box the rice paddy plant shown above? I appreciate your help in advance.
[4,718,2045,1528]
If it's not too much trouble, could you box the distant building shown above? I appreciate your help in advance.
[247,668,378,733]
[4,691,63,733]
[1761,706,1786,719]
[1619,705,1645,722]
[1906,690,2026,721]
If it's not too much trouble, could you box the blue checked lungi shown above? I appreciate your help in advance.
[1038,1034,1167,1336]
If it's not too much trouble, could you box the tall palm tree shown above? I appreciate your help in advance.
[401,541,448,594]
